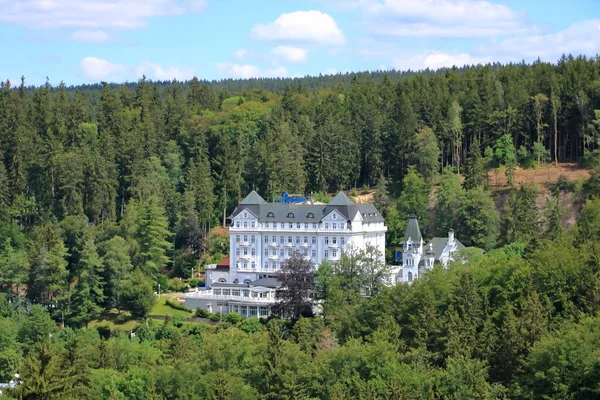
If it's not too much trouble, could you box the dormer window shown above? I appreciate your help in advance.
[287,212,294,218]
[243,212,247,218]
[332,214,337,219]
[267,212,274,218]
[307,212,314,218]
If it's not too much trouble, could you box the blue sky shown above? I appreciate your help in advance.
[0,0,598,86]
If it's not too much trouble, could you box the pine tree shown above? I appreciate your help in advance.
[207,369,231,400]
[71,239,105,328]
[184,155,216,227]
[464,137,487,189]
[102,236,132,311]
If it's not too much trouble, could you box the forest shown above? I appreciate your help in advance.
[0,54,600,398]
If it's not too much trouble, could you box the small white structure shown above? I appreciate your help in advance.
[393,217,465,284]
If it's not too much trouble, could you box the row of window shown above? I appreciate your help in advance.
[232,305,270,317]
[213,288,273,298]
[234,221,347,230]
[236,235,346,245]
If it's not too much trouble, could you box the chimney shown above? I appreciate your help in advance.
[448,229,455,244]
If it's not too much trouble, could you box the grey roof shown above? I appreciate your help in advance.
[402,216,422,243]
[240,190,267,205]
[230,192,385,223]
[426,237,465,260]
[249,277,281,288]
[329,191,355,206]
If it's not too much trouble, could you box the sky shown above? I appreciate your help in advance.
[0,0,599,86]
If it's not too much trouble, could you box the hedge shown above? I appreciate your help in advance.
[165,298,192,313]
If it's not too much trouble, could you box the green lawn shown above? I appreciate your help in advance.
[88,310,139,331]
[150,296,193,318]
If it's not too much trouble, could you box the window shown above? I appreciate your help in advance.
[251,222,255,228]
[249,307,257,317]
[267,212,274,217]
[243,289,250,297]
[325,237,329,244]
[214,289,222,295]
[324,250,329,258]
[341,237,345,245]
[303,249,308,256]
[332,213,337,219]
[332,250,337,257]
[223,289,231,296]
[287,249,292,256]
[333,223,337,229]
[311,236,316,244]
[264,262,268,269]
[288,236,292,243]
[313,223,317,229]
[236,221,240,227]
[311,249,316,257]
[304,223,308,229]
[304,236,308,244]
[307,212,314,218]
[297,223,301,229]
[271,262,276,269]
[243,261,248,269]
[260,306,269,316]
[272,249,277,256]
[244,212,247,218]
[232,289,240,296]
[333,237,337,244]
[287,212,295,218]
[289,223,293,229]
[243,235,248,242]
[280,249,284,257]
[272,236,276,243]
[251,235,255,243]
[243,248,248,255]
[280,222,285,229]
[251,262,256,269]
[340,223,345,230]
[295,236,300,244]
[408,272,413,282]
[236,249,240,256]
[251,248,256,256]
[325,223,329,229]
[280,236,284,244]
[236,235,240,242]
[264,236,268,243]
[243,221,248,228]
[264,249,268,256]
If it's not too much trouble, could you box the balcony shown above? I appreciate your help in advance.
[301,242,310,247]
[285,242,294,247]
[239,241,250,247]
[268,242,277,247]
[239,254,251,259]
[328,243,339,248]
[268,255,279,260]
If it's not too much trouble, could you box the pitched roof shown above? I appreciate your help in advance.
[329,191,355,206]
[403,216,422,243]
[427,237,465,260]
[250,277,281,288]
[230,192,385,223]
[240,190,266,205]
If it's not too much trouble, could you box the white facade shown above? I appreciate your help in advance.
[185,191,387,317]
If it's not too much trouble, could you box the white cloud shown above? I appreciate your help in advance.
[79,57,197,81]
[69,29,110,43]
[363,0,528,38]
[250,10,346,45]
[79,57,126,80]
[234,49,248,60]
[492,19,600,60]
[0,0,207,30]
[215,63,288,79]
[392,51,492,71]
[135,61,196,81]
[271,46,308,63]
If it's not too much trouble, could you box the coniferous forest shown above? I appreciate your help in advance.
[1,55,600,399]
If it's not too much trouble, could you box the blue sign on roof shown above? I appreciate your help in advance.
[280,192,306,205]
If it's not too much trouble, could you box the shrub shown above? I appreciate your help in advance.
[195,308,210,318]
[208,313,221,322]
[225,312,243,325]
[165,299,192,313]
[189,278,200,288]
[172,315,185,328]
[314,191,331,203]
[350,188,358,197]
[361,185,370,195]
[240,317,263,333]
[168,278,187,293]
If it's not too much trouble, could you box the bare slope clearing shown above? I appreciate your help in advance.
[488,163,589,189]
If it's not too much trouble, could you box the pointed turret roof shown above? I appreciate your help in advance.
[239,190,266,205]
[328,191,355,206]
[403,216,422,243]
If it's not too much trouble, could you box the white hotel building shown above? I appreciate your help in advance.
[184,191,387,317]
